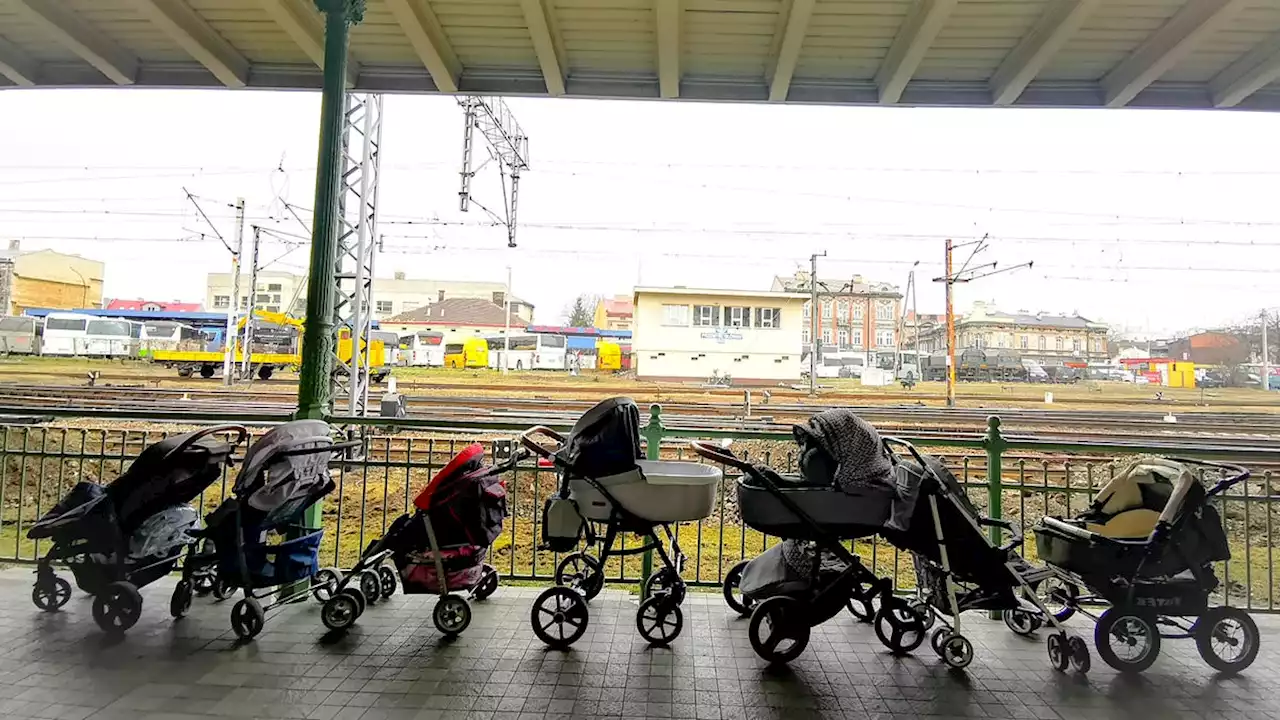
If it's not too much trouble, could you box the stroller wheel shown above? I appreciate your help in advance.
[32,576,71,612]
[1068,636,1091,673]
[1195,607,1259,675]
[342,588,367,617]
[644,568,685,605]
[92,581,143,634]
[212,578,238,602]
[846,591,875,624]
[531,586,589,650]
[1035,575,1078,623]
[170,579,194,619]
[1002,608,1039,637]
[873,597,926,655]
[748,597,810,665]
[359,570,382,605]
[473,566,500,601]
[1046,632,1071,672]
[322,592,361,632]
[636,595,683,647]
[191,573,216,597]
[231,597,266,640]
[555,553,604,602]
[723,561,754,617]
[1095,608,1160,674]
[909,599,935,632]
[930,627,951,658]
[940,634,974,670]
[311,568,341,602]
[433,595,472,636]
[377,566,398,599]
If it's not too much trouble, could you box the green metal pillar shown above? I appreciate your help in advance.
[638,404,664,598]
[295,0,364,422]
[984,415,1005,619]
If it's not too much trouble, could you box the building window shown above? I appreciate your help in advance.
[853,303,864,321]
[875,300,893,321]
[662,304,690,326]
[821,299,833,319]
[821,328,832,345]
[693,305,720,327]
[726,306,751,328]
[802,327,811,344]
[852,329,863,348]
[755,307,781,328]
[267,283,282,292]
[1055,336,1064,351]
[1038,336,1046,350]
[876,329,895,348]
[375,300,394,314]
[212,295,230,309]
[256,293,271,304]
[838,328,849,348]
[837,299,850,319]
[802,301,811,319]
[1072,338,1081,352]
[239,296,249,309]
[1020,335,1029,350]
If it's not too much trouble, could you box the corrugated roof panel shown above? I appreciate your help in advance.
[555,1,654,74]
[435,0,538,70]
[58,0,187,63]
[915,0,1047,81]
[1164,5,1280,82]
[793,0,911,80]
[1040,0,1184,81]
[349,5,419,65]
[0,5,80,62]
[188,0,311,65]
[683,4,778,77]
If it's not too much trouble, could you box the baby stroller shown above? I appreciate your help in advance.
[522,397,721,649]
[880,438,1089,672]
[202,420,358,640]
[315,442,523,636]
[692,410,907,665]
[27,425,246,634]
[1033,457,1260,674]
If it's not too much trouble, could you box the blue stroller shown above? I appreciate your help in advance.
[201,420,357,640]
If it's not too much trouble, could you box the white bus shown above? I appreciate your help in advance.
[398,330,445,367]
[140,320,202,353]
[83,318,137,357]
[371,330,401,367]
[487,333,567,371]
[40,312,94,356]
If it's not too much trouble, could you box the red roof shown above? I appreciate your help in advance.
[106,299,203,312]
[603,298,633,317]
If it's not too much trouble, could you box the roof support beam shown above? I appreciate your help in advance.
[519,0,566,96]
[0,37,39,86]
[1210,32,1280,107]
[876,0,957,104]
[12,0,137,84]
[655,0,681,98]
[385,0,460,93]
[131,0,248,88]
[1102,0,1245,107]
[990,0,1099,106]
[767,0,815,102]
[261,0,358,87]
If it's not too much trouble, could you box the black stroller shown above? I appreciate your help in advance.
[522,397,721,648]
[1033,456,1260,674]
[202,420,357,640]
[315,442,521,636]
[27,425,247,633]
[879,439,1088,672]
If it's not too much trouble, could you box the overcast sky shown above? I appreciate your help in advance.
[2,89,1279,337]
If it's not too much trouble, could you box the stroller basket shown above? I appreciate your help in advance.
[736,472,895,540]
[569,460,718,523]
[219,525,324,589]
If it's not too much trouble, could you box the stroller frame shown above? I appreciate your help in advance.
[521,425,693,649]
[31,425,248,634]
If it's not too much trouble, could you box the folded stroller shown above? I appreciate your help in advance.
[1033,456,1260,675]
[523,397,721,649]
[202,420,357,640]
[27,425,246,633]
[314,442,522,636]
[880,438,1089,672]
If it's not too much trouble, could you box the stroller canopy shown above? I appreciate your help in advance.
[232,420,334,519]
[109,429,235,533]
[415,443,485,510]
[792,409,894,491]
[562,397,642,479]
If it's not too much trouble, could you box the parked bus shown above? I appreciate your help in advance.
[486,333,567,371]
[41,312,94,356]
[399,330,445,367]
[0,316,37,355]
[83,318,138,357]
[139,321,202,353]
[445,337,489,369]
[371,330,401,367]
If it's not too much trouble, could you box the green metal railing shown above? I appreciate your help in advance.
[0,404,1276,611]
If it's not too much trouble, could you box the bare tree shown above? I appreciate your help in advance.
[563,294,601,327]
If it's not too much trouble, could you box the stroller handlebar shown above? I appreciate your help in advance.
[519,426,567,461]
[1165,456,1251,497]
[164,424,250,461]
[689,440,756,473]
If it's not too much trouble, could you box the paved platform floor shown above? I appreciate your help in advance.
[0,569,1276,720]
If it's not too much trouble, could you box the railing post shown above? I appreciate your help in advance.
[984,414,1006,620]
[639,404,664,598]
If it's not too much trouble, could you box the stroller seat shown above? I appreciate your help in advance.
[1078,463,1176,539]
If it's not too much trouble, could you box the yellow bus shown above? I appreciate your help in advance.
[445,337,490,369]
[597,340,622,372]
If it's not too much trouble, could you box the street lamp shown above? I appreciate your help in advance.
[66,267,89,308]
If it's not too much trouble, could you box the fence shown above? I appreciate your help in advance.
[0,405,1276,611]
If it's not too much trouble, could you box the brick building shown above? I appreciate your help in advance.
[770,271,903,367]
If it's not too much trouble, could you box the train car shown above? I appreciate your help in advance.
[445,337,489,369]
[399,330,445,367]
[0,316,37,355]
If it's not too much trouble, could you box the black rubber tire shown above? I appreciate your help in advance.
[322,593,360,632]
[748,597,810,665]
[909,598,936,632]
[170,579,193,619]
[32,576,72,612]
[1037,576,1079,623]
[1068,635,1091,673]
[192,573,216,597]
[723,560,754,617]
[311,568,340,602]
[873,597,927,655]
[473,566,499,601]
[199,364,215,379]
[846,591,875,623]
[377,566,398,599]
[1095,608,1161,674]
[930,627,951,658]
[432,596,472,636]
[1195,607,1260,675]
[644,568,685,605]
[636,595,683,647]
[1047,632,1071,672]
[231,597,266,640]
[941,634,974,670]
[92,581,143,634]
[342,587,367,617]
[212,578,237,602]
[554,553,604,602]
[257,365,273,380]
[1002,608,1039,636]
[531,586,589,650]
[360,570,382,605]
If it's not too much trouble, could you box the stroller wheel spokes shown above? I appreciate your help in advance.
[845,587,876,623]
[723,560,755,617]
[92,581,143,634]
[433,595,472,636]
[212,577,238,602]
[644,568,685,605]
[191,572,216,597]
[1047,633,1070,671]
[908,598,935,632]
[1067,636,1091,673]
[170,579,194,619]
[377,566,398,599]
[940,633,974,670]
[311,568,341,602]
[32,576,72,612]
[230,597,266,640]
[554,553,603,601]
[1002,608,1042,636]
[748,596,810,665]
[1036,576,1079,623]
[531,586,589,650]
[359,570,382,605]
[1195,607,1260,674]
[873,597,927,655]
[322,592,361,633]
[636,595,683,646]
[1095,608,1161,674]
[473,565,500,601]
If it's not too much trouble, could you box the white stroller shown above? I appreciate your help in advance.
[521,397,721,648]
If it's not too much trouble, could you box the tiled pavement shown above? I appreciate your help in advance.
[0,568,1276,720]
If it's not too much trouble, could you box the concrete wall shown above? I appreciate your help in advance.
[11,250,105,313]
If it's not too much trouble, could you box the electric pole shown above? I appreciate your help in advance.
[223,198,245,386]
[808,251,826,397]
[1263,310,1270,391]
[241,225,261,380]
[503,266,512,375]
[457,96,530,247]
[933,236,1032,408]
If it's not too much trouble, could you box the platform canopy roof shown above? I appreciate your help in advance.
[2,0,1280,110]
